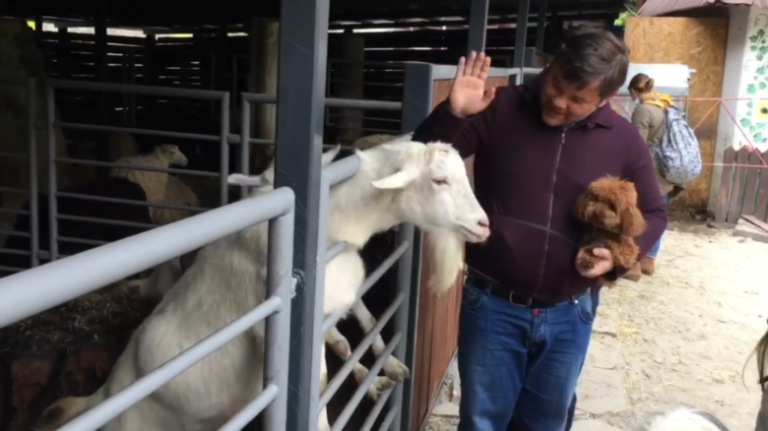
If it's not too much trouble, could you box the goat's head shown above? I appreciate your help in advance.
[157,144,188,167]
[228,145,341,191]
[367,141,490,244]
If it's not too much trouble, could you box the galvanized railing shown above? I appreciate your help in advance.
[0,185,297,431]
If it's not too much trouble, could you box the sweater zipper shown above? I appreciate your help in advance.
[533,129,566,296]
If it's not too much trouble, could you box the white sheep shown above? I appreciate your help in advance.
[109,144,189,223]
[39,139,490,431]
[149,176,200,226]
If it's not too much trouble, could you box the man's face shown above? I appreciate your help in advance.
[540,71,614,127]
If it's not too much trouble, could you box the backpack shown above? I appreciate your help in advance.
[649,104,702,185]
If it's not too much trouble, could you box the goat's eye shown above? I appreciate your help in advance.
[432,178,449,186]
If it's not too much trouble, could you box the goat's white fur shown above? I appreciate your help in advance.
[642,408,729,431]
[39,138,488,431]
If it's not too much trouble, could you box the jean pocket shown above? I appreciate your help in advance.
[461,284,486,310]
[575,293,595,325]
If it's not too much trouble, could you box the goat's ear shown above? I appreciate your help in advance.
[227,173,263,187]
[321,145,341,167]
[371,166,420,190]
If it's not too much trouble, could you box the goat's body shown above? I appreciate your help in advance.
[39,141,482,431]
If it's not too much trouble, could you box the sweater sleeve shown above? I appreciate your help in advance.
[602,128,667,281]
[411,98,498,160]
[631,105,653,144]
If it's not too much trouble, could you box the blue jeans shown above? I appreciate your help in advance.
[646,195,668,259]
[565,287,602,430]
[457,283,595,431]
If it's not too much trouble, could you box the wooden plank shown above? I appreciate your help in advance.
[755,150,768,222]
[742,150,763,215]
[742,214,768,234]
[726,148,750,223]
[715,147,737,222]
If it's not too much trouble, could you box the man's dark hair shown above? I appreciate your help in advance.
[549,28,630,99]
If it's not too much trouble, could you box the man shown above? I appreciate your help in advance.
[411,30,666,430]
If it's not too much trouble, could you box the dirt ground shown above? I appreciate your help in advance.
[426,218,768,430]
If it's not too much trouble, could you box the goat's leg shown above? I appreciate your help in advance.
[351,302,410,382]
[324,325,396,400]
[318,344,331,431]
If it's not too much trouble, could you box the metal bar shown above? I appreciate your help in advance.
[0,230,30,238]
[56,192,209,213]
[227,134,273,146]
[46,85,58,262]
[278,0,331,427]
[535,0,549,52]
[50,79,227,99]
[0,265,25,273]
[378,407,399,431]
[361,387,394,431]
[467,0,490,55]
[323,242,409,333]
[0,187,295,327]
[388,224,415,431]
[0,187,27,194]
[58,297,283,431]
[323,155,361,187]
[239,99,251,199]
[319,292,405,408]
[57,214,157,230]
[331,333,402,431]
[513,0,531,68]
[263,209,296,431]
[242,92,402,110]
[0,208,29,216]
[0,152,26,159]
[219,94,230,206]
[55,158,220,177]
[58,236,109,247]
[56,122,220,142]
[0,248,31,256]
[27,79,39,268]
[325,241,346,263]
[218,384,280,431]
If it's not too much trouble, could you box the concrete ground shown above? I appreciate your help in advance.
[425,221,768,430]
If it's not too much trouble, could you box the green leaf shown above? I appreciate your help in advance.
[748,101,755,109]
[742,117,753,127]
[751,124,758,133]
[758,67,766,75]
[751,35,759,43]
[759,29,765,38]
[756,132,764,143]
[748,83,758,94]
[753,45,759,51]
[760,82,767,90]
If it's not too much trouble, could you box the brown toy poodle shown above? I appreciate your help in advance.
[574,176,647,284]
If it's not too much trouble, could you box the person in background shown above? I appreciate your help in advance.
[625,73,682,281]
[412,29,666,430]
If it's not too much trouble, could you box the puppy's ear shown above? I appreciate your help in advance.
[574,192,593,222]
[620,206,646,237]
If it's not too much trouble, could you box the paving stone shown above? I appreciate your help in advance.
[571,419,623,431]
[431,402,459,417]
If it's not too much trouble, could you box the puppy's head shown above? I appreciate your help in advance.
[575,176,646,237]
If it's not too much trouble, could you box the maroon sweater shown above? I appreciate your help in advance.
[412,82,667,301]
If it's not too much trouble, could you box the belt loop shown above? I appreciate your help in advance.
[571,295,578,304]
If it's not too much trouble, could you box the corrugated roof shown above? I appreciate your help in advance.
[638,0,768,17]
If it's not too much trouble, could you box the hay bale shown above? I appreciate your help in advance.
[0,287,158,430]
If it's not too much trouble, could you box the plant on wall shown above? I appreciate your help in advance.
[742,13,768,146]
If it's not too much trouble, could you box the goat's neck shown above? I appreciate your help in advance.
[327,153,405,250]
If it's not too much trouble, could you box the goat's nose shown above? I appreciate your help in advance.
[478,218,490,228]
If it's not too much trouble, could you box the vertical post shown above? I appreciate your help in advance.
[145,33,156,86]
[27,79,39,268]
[220,93,231,206]
[535,0,548,52]
[513,0,531,68]
[240,100,252,199]
[263,206,296,431]
[46,85,58,262]
[466,0,490,55]
[394,62,433,431]
[277,0,330,429]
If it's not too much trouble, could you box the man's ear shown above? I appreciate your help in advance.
[598,91,619,108]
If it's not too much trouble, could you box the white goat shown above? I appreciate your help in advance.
[642,408,730,431]
[39,139,489,431]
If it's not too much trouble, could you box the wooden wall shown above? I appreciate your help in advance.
[624,16,729,210]
[411,75,508,430]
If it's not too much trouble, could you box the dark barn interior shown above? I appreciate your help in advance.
[0,0,625,429]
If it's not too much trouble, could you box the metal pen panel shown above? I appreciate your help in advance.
[219,93,230,206]
[0,187,296,327]
[26,79,39,268]
[46,85,58,262]
[240,99,252,199]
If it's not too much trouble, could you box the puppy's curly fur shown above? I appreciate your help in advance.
[574,176,647,281]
